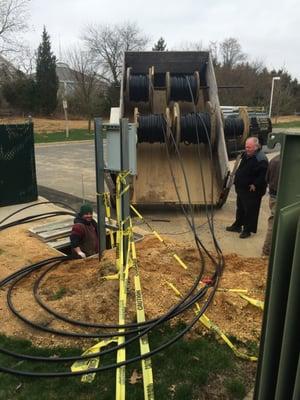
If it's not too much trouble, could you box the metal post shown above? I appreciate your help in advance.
[120,118,130,261]
[94,118,106,258]
[269,77,280,118]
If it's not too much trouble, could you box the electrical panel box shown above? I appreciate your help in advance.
[106,123,137,175]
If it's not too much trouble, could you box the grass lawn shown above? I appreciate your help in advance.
[34,129,95,143]
[272,121,300,129]
[0,325,257,399]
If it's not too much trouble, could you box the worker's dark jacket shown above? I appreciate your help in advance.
[234,150,268,196]
[70,216,98,257]
[233,149,268,233]
[266,154,280,196]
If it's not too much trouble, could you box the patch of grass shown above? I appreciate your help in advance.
[34,129,95,143]
[273,121,300,128]
[0,325,256,399]
[225,377,247,399]
[49,287,67,300]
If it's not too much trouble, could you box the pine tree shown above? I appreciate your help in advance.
[36,27,58,115]
[152,37,167,51]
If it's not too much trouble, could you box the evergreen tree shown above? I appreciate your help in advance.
[36,27,58,114]
[152,37,167,51]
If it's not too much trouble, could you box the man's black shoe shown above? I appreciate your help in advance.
[226,224,242,233]
[239,230,251,239]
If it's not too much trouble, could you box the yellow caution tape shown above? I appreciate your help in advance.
[130,222,155,400]
[217,288,248,293]
[71,337,118,383]
[130,204,143,220]
[166,282,258,362]
[152,230,164,242]
[115,176,126,400]
[172,254,188,270]
[131,205,190,273]
[103,192,115,248]
[238,293,264,310]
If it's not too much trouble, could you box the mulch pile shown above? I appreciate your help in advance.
[0,225,268,349]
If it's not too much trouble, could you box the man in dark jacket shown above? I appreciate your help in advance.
[226,137,269,238]
[70,204,99,258]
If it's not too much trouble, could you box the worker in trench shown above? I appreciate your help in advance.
[70,204,99,258]
[226,137,269,238]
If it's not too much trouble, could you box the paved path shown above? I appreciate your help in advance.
[35,141,96,203]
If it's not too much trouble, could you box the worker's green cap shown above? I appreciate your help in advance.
[79,203,93,216]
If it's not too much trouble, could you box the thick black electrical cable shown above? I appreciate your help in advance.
[0,280,217,377]
[137,114,166,143]
[1,254,213,368]
[0,201,76,226]
[224,117,244,138]
[180,112,211,144]
[184,75,224,272]
[170,74,198,102]
[129,74,149,102]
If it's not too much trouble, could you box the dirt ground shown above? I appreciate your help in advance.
[0,222,268,351]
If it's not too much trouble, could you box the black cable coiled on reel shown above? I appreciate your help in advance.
[129,74,149,102]
[180,112,211,144]
[224,117,244,138]
[137,114,166,143]
[170,75,198,102]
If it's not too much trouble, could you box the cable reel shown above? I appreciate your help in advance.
[166,71,200,104]
[125,67,154,106]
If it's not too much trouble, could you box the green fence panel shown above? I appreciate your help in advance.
[0,123,37,206]
[255,131,300,399]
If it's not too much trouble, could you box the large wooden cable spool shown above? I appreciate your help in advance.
[205,101,216,148]
[172,102,181,148]
[239,106,250,143]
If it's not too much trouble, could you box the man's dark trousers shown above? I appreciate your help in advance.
[235,189,263,233]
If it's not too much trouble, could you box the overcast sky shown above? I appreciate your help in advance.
[25,0,300,80]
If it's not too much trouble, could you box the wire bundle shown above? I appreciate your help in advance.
[129,74,149,102]
[224,117,244,138]
[137,114,166,143]
[170,75,198,102]
[180,112,211,144]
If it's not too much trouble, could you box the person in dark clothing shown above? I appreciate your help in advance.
[262,154,281,256]
[70,204,99,258]
[226,137,269,238]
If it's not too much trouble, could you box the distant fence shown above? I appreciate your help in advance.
[0,123,38,206]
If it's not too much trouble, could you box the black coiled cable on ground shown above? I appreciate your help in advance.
[137,114,166,143]
[180,112,211,144]
[170,75,198,102]
[129,74,149,102]
[224,117,244,138]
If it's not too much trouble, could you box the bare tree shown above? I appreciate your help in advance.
[219,38,247,68]
[63,46,102,131]
[82,21,150,85]
[0,0,30,55]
